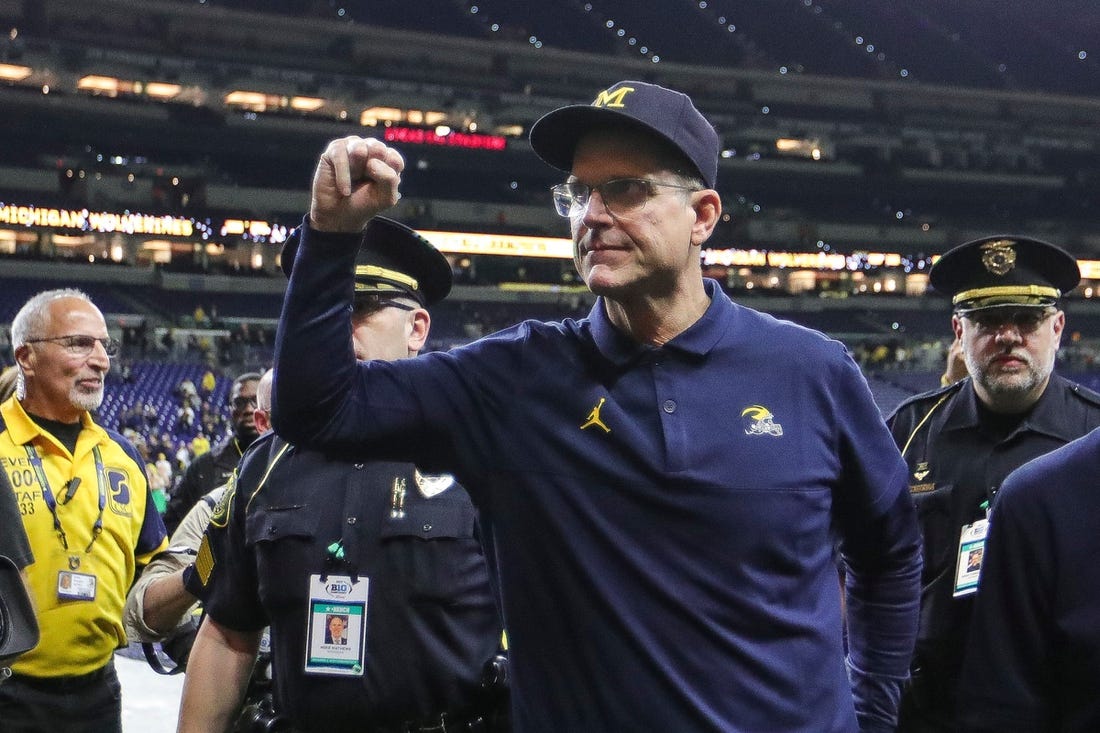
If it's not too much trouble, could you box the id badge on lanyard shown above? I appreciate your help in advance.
[953,518,988,597]
[57,567,97,601]
[303,574,368,676]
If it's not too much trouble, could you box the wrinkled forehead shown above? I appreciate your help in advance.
[570,126,691,180]
[46,296,106,332]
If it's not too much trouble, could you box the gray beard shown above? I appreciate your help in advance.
[71,385,104,413]
[966,352,1049,401]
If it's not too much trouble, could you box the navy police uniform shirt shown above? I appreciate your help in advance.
[959,428,1100,732]
[272,224,922,733]
[192,433,501,731]
[886,374,1100,722]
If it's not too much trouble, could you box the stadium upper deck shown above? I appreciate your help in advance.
[0,0,1099,334]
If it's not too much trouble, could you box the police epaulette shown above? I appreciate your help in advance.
[1067,379,1100,409]
[890,376,968,414]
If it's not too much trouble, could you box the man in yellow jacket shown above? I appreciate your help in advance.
[0,287,168,733]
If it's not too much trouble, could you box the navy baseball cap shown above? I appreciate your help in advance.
[281,217,452,306]
[529,80,720,189]
[929,235,1080,313]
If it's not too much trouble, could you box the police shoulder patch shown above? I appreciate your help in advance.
[208,470,237,529]
[194,533,215,587]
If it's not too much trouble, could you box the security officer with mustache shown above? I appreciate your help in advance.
[887,235,1100,731]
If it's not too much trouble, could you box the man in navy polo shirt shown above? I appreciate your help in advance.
[273,80,922,732]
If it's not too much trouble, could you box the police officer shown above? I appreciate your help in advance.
[178,217,507,733]
[887,235,1100,731]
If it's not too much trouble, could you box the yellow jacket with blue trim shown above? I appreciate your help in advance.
[0,395,168,677]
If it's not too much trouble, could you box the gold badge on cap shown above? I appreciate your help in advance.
[980,239,1017,276]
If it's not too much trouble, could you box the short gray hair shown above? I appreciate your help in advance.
[10,288,97,401]
[256,368,274,412]
[10,288,95,354]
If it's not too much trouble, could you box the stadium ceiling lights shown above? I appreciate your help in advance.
[360,106,447,127]
[289,96,325,111]
[0,63,31,81]
[76,75,182,101]
[145,82,182,100]
[224,90,328,113]
[775,137,830,161]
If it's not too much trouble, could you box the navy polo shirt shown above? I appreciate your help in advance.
[274,223,921,732]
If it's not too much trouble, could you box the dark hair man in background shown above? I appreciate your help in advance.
[163,370,261,534]
[270,80,921,731]
[886,235,1100,732]
[123,369,273,656]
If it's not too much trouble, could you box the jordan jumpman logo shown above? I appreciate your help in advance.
[580,397,611,433]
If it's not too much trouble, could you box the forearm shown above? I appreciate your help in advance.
[843,492,923,731]
[141,569,197,636]
[274,135,404,444]
[177,618,261,733]
[126,552,190,641]
[273,221,361,444]
[845,563,921,732]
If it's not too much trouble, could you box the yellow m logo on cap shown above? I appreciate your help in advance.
[593,86,635,109]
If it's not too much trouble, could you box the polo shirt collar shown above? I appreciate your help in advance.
[587,278,732,366]
[1,395,105,452]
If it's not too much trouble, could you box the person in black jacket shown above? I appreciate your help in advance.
[178,218,507,733]
[162,371,260,534]
[887,235,1100,732]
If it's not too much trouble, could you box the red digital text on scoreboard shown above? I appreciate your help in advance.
[383,126,507,151]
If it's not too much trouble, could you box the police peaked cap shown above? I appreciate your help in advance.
[929,235,1080,313]
[282,217,452,306]
[0,554,39,667]
[529,80,720,189]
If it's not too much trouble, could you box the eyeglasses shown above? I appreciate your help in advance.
[231,395,258,411]
[962,309,1056,335]
[550,177,701,219]
[25,335,120,357]
[352,295,418,317]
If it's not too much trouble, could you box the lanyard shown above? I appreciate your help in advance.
[25,443,107,555]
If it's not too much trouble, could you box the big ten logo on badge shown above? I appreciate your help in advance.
[106,468,133,517]
[328,580,352,595]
